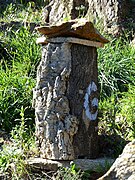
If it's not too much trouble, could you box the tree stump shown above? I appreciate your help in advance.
[33,19,108,160]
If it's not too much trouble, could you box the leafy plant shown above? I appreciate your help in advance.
[98,94,120,135]
[75,5,86,18]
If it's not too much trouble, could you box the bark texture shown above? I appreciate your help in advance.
[43,0,134,35]
[33,42,78,160]
[69,44,99,158]
[86,0,132,35]
[33,40,99,160]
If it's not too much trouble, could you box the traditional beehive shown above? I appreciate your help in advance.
[33,19,109,160]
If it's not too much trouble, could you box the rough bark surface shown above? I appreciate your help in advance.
[69,44,99,158]
[33,40,99,160]
[43,0,134,35]
[86,0,132,35]
[33,42,78,160]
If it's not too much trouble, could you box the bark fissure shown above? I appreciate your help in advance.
[33,42,78,160]
[34,38,99,160]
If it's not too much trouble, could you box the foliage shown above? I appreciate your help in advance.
[75,5,86,18]
[98,86,135,141]
[118,85,135,139]
[0,1,44,23]
[54,161,111,180]
[0,27,41,132]
[54,164,83,180]
[0,107,37,179]
[98,37,135,99]
[98,36,135,141]
[98,94,120,135]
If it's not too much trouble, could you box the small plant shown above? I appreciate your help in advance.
[98,94,120,135]
[0,106,37,179]
[75,5,87,18]
[54,163,83,180]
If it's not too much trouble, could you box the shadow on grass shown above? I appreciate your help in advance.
[98,134,128,158]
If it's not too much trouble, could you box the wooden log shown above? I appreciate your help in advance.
[33,38,99,160]
[68,44,99,158]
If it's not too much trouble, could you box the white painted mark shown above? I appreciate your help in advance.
[84,81,98,121]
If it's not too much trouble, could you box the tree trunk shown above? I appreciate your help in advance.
[33,38,99,160]
[69,44,99,158]
[44,0,133,36]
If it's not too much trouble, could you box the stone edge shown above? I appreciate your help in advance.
[36,37,105,48]
[27,158,115,171]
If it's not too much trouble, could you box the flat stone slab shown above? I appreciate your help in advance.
[27,158,115,172]
[35,18,109,44]
[36,37,104,48]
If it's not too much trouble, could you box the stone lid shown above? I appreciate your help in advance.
[35,18,109,44]
[36,37,105,48]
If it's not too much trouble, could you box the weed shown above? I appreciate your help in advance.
[0,106,37,179]
[118,85,135,139]
[54,163,83,180]
[75,5,86,18]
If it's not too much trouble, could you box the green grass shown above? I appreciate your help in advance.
[0,107,37,179]
[0,1,46,23]
[98,37,135,141]
[98,37,135,99]
[118,85,135,139]
[0,27,41,132]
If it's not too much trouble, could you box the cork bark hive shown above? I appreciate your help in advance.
[33,19,108,160]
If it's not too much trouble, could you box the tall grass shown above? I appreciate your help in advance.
[98,37,135,140]
[0,1,43,23]
[118,84,135,139]
[0,107,37,179]
[0,27,41,132]
[98,37,135,99]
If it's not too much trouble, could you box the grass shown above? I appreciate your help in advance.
[98,37,135,99]
[0,107,37,179]
[0,27,41,132]
[0,1,45,23]
[98,36,135,148]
